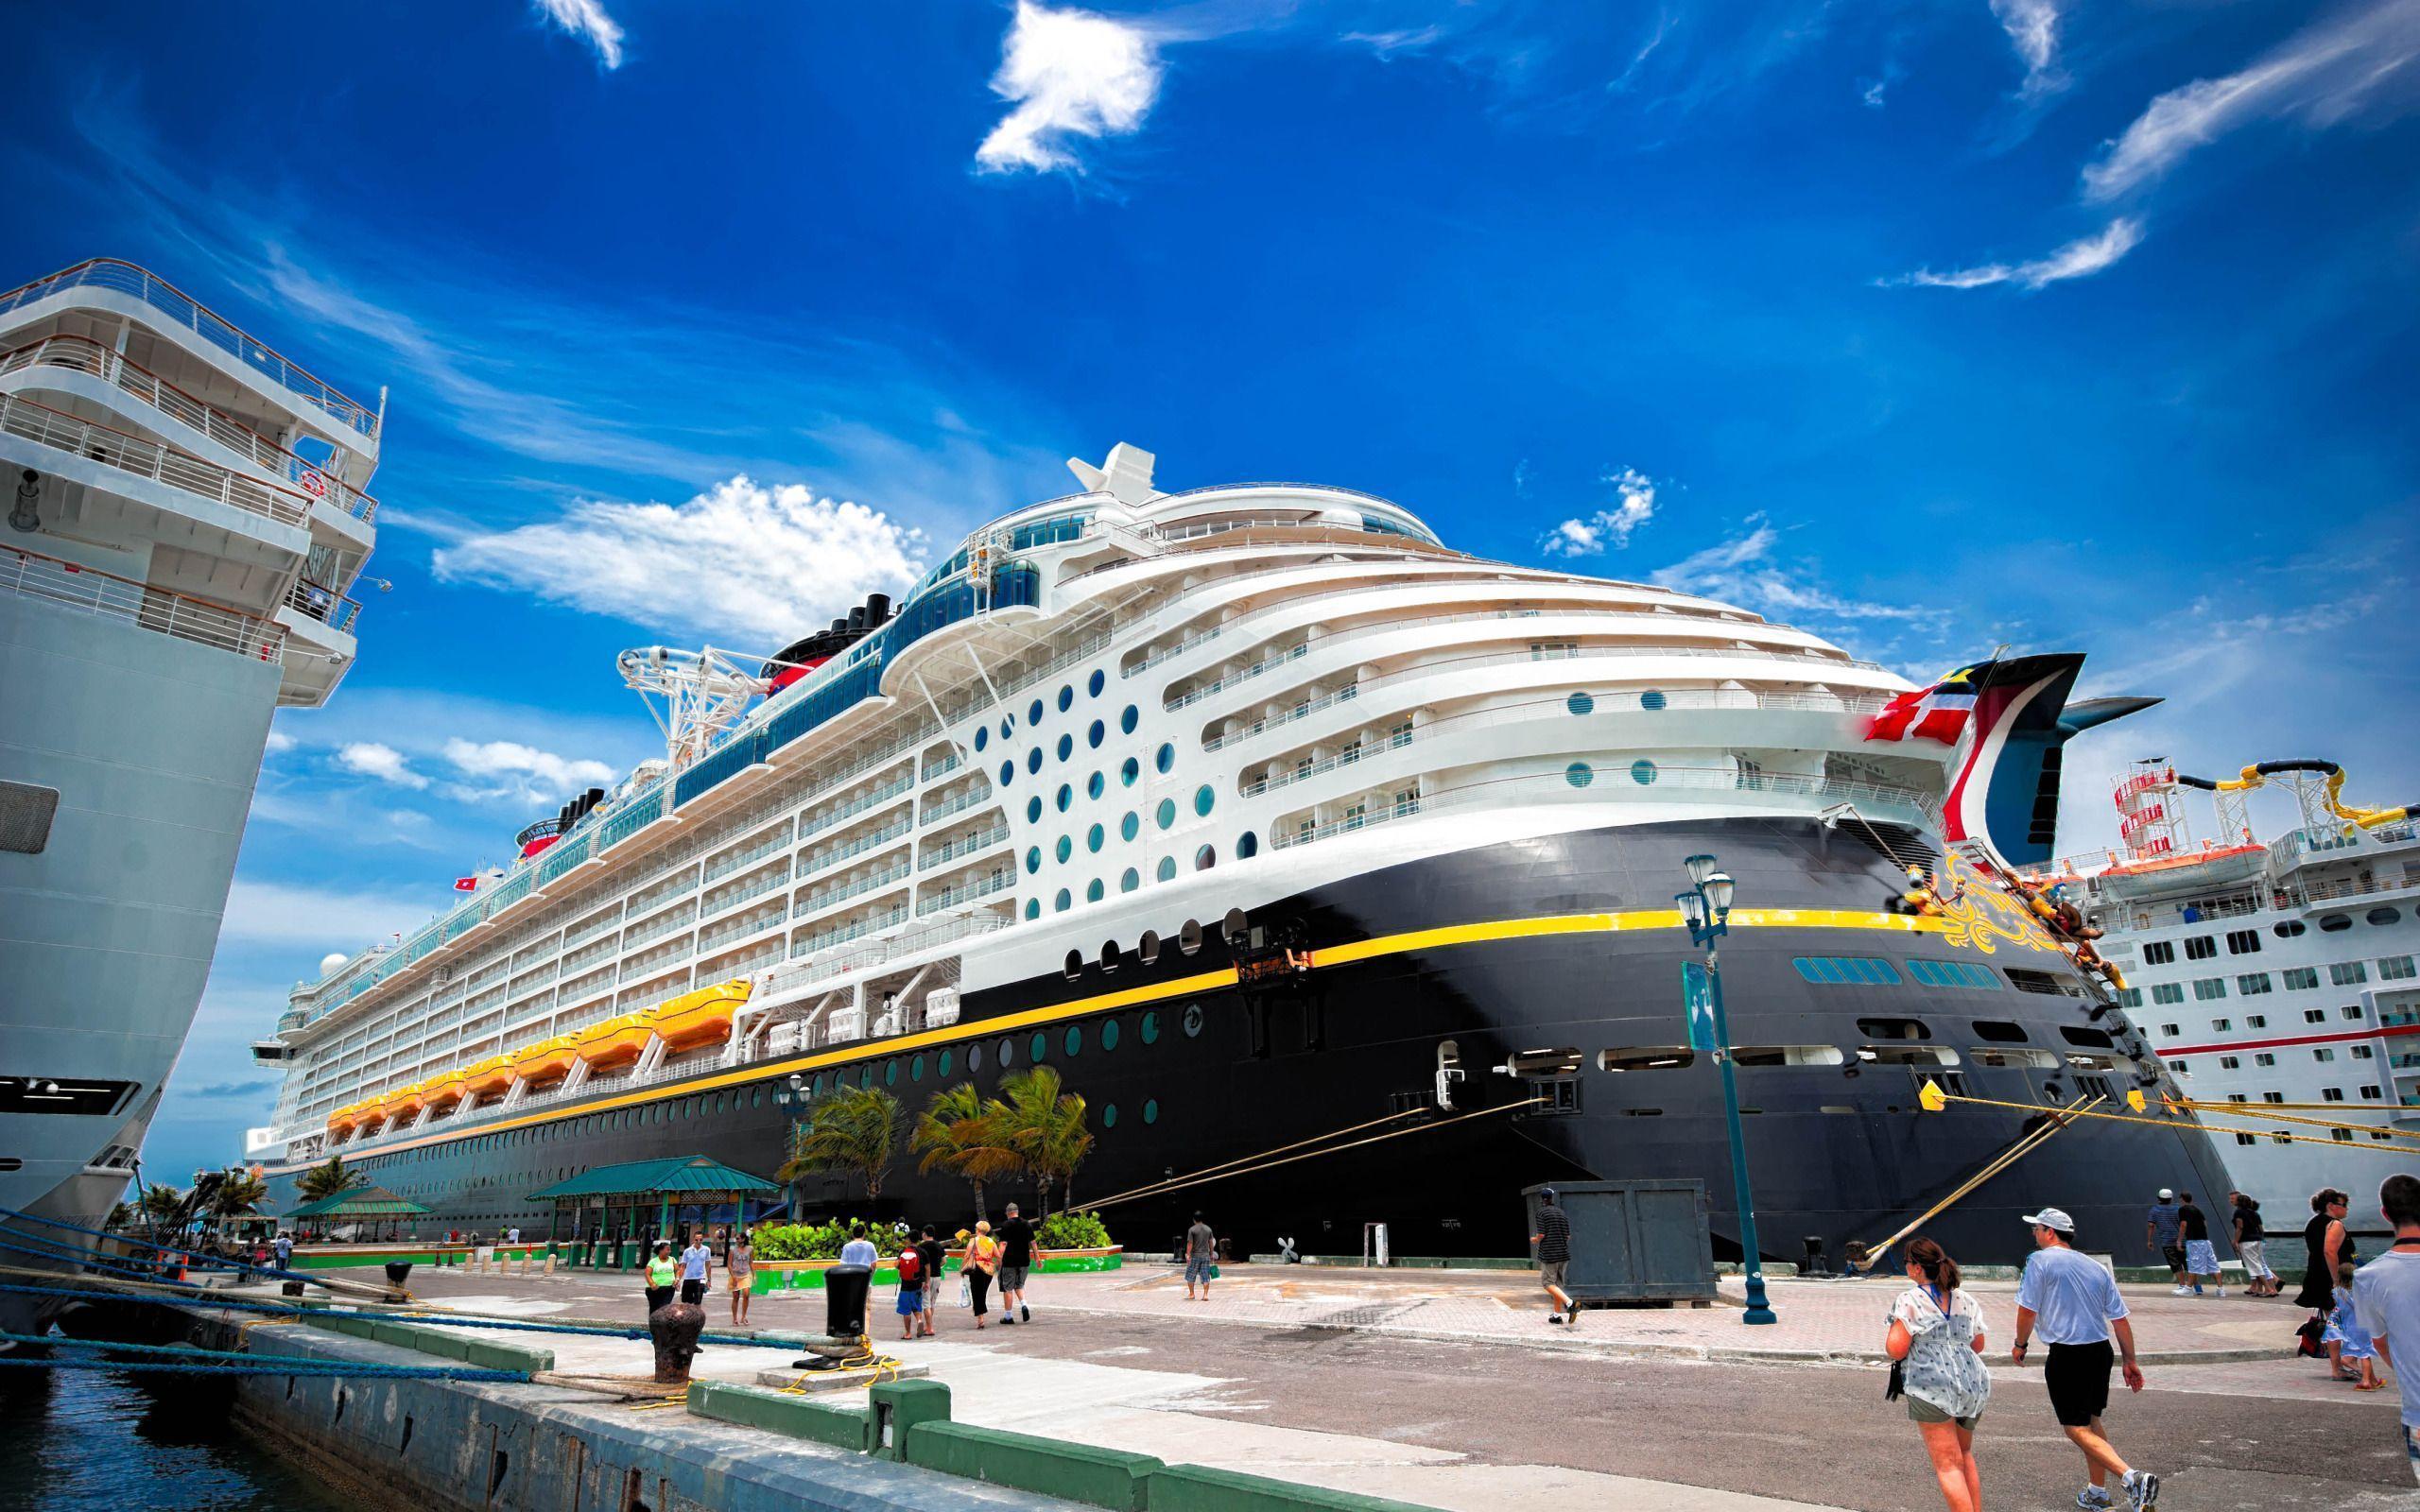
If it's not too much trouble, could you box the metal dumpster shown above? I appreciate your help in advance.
[1523,1178,1716,1303]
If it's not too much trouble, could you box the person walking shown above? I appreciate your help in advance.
[996,1202,1038,1325]
[678,1229,713,1305]
[1532,1187,1578,1326]
[2146,1189,2187,1294]
[2176,1193,2222,1297]
[726,1228,754,1327]
[643,1240,678,1316]
[1184,1211,1218,1300]
[2296,1189,2354,1318]
[2325,1259,2384,1386]
[915,1226,946,1338]
[894,1233,925,1341]
[2351,1172,2420,1485]
[2230,1192,2278,1297]
[2011,1207,2159,1512]
[839,1223,878,1268]
[965,1220,1002,1328]
[271,1230,294,1271]
[1884,1236,1990,1512]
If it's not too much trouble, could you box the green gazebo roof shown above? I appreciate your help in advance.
[285,1184,430,1220]
[527,1154,782,1202]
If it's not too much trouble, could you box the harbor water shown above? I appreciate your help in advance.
[0,1354,345,1511]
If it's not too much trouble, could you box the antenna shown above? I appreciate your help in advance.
[615,645,773,767]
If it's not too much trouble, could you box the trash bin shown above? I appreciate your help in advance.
[824,1263,872,1337]
[383,1260,413,1286]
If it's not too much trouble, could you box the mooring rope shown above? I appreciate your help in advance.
[1083,1097,1547,1212]
[0,1281,804,1348]
[0,1355,527,1381]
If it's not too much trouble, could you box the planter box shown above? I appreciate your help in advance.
[751,1246,1123,1295]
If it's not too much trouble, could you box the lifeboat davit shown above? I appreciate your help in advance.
[465,1056,516,1100]
[511,1036,579,1090]
[423,1070,466,1112]
[576,1013,653,1073]
[647,979,751,1053]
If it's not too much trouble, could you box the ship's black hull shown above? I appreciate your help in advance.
[273,816,2235,1268]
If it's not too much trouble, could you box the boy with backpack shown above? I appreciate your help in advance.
[894,1233,925,1340]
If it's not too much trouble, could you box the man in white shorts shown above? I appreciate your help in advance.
[2352,1173,2420,1486]
[2229,1192,2277,1297]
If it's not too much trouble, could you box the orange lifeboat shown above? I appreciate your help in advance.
[385,1082,426,1122]
[647,979,751,1053]
[511,1036,579,1090]
[465,1056,516,1100]
[327,1103,358,1136]
[576,1013,653,1073]
[423,1070,466,1112]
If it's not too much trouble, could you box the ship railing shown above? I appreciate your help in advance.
[700,824,797,886]
[917,825,1009,871]
[764,910,1013,998]
[698,863,794,924]
[0,258,379,440]
[1270,765,1937,852]
[283,579,362,633]
[788,904,913,960]
[0,389,320,531]
[619,901,700,953]
[1058,520,1471,591]
[915,871,1013,915]
[2297,871,2420,905]
[2,541,285,662]
[1220,684,1888,763]
[0,334,378,519]
[791,864,913,921]
[796,816,914,879]
[919,785,998,827]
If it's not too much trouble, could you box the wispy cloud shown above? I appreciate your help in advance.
[433,473,925,645]
[182,1079,279,1100]
[1988,0,2065,98]
[2083,0,2420,201]
[1881,216,2144,290]
[263,729,297,755]
[337,741,428,789]
[441,739,615,806]
[977,1,1164,174]
[221,879,434,950]
[1539,467,1660,556]
[532,0,625,69]
[1650,515,1932,625]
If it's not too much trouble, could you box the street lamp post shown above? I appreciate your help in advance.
[1676,852,1778,1326]
[771,1074,810,1218]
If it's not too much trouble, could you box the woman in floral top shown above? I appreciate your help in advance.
[1884,1236,1991,1512]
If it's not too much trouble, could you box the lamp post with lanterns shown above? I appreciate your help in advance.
[1675,851,1778,1326]
[772,1073,812,1218]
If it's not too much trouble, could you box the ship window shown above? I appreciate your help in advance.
[885,1059,898,1086]
[1566,691,1595,715]
[1120,868,1140,893]
[1087,823,1105,853]
[1088,719,1105,749]
[1157,799,1177,830]
[1064,950,1084,980]
[1155,744,1177,775]
[1054,887,1071,913]
[1121,757,1140,787]
[2274,920,2307,937]
[2319,914,2351,932]
[1195,784,1216,817]
[1565,763,1595,789]
[1055,835,1073,863]
[1180,919,1204,954]
[1089,670,1106,698]
[1195,845,1216,871]
[998,1037,1016,1067]
[1157,857,1176,883]
[2225,929,2262,954]
[2184,936,2217,960]
[1141,1010,1161,1044]
[1121,812,1140,841]
[1065,1025,1083,1057]
[1630,760,1658,785]
[1858,1017,1931,1040]
[1139,931,1161,964]
[2059,1025,2117,1048]
[966,1044,982,1072]
[1058,685,1074,713]
[1027,748,1044,775]
[974,727,989,753]
[1025,847,1042,875]
[1121,705,1139,734]
[1794,956,1903,986]
[1908,959,1998,990]
[1000,762,1015,787]
[1222,906,1247,941]
[1027,797,1043,823]
[2005,969,2083,997]
[1102,1019,1121,1051]
[1639,690,1668,711]
[1598,1047,1696,1072]
[1859,1044,1960,1066]
[1971,1021,2029,1042]
[1100,939,1119,971]
[1143,1098,1160,1125]
[1732,1044,1847,1067]
[1236,830,1258,859]
[1026,899,1041,919]
[1030,1031,1048,1062]
[939,1049,955,1076]
[1057,734,1074,763]
[1088,771,1105,799]
[1086,879,1104,902]
[1001,715,1016,739]
[1183,1004,1205,1038]
[1057,783,1073,813]
[2370,907,2403,926]
[1028,698,1045,725]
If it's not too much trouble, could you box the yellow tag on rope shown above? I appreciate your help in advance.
[1918,1079,1947,1113]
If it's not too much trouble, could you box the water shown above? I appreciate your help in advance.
[0,1355,348,1511]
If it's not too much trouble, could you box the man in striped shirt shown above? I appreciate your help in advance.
[1534,1187,1577,1326]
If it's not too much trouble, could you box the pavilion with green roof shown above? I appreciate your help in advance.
[284,1184,430,1241]
[527,1155,782,1268]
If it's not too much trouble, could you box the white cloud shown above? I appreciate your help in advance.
[532,0,625,68]
[1882,216,2144,291]
[1989,0,2065,97]
[1862,78,1888,109]
[221,879,433,950]
[977,1,1164,174]
[2083,0,2420,201]
[432,474,925,644]
[441,739,617,806]
[263,729,297,754]
[1539,467,1660,556]
[337,741,428,789]
[1650,515,1932,623]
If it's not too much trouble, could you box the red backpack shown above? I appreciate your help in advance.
[895,1246,922,1284]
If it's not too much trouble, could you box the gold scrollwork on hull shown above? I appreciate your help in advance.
[1927,854,2061,955]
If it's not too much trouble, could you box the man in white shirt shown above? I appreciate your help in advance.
[839,1223,879,1268]
[2011,1207,2159,1512]
[2351,1173,2420,1486]
[677,1230,714,1305]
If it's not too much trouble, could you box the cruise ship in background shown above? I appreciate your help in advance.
[0,259,382,1320]
[244,443,2235,1266]
[2026,761,2420,1234]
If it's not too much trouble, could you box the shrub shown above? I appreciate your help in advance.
[1035,1209,1114,1250]
[747,1219,908,1262]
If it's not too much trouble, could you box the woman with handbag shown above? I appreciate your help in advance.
[2296,1189,2353,1316]
[1884,1236,1991,1512]
[966,1220,1003,1329]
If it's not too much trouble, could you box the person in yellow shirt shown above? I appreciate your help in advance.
[966,1220,1003,1330]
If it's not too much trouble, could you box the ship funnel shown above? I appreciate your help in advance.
[864,593,891,626]
[848,606,866,631]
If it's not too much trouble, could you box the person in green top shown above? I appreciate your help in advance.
[644,1240,678,1316]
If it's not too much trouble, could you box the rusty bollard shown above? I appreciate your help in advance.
[649,1299,707,1383]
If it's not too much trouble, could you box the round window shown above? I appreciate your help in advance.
[2274,920,2308,937]
[1121,757,1140,786]
[1086,878,1104,902]
[1143,1098,1159,1125]
[884,1059,897,1086]
[1088,770,1106,799]
[2368,907,2402,926]
[1058,685,1075,713]
[1120,867,1139,893]
[1565,762,1595,788]
[1236,830,1258,859]
[1141,1010,1161,1044]
[1026,747,1043,775]
[968,1044,983,1072]
[1057,782,1073,813]
[1156,743,1176,774]
[1025,846,1042,874]
[939,1049,954,1077]
[911,1053,925,1082]
[2320,914,2352,932]
[1027,796,1043,823]
[1028,697,1045,726]
[1157,856,1176,883]
[1631,760,1658,785]
[1102,1018,1121,1051]
[974,726,989,752]
[1088,669,1106,697]
[1054,887,1072,912]
[1088,719,1105,748]
[1000,761,1015,787]
[1065,1025,1083,1057]
[998,1038,1015,1067]
[1121,811,1140,841]
[1087,823,1105,852]
[860,1066,873,1089]
[1640,689,1668,711]
[1567,691,1596,715]
[1057,733,1074,763]
[1195,784,1215,816]
[1025,899,1040,919]
[1055,835,1073,863]
[1157,799,1177,829]
[1030,1031,1048,1062]
[1183,1003,1204,1038]
[1121,705,1139,734]
[1195,844,1216,870]
[1103,1103,1118,1127]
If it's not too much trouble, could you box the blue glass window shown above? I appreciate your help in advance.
[1029,697,1045,725]
[1054,887,1072,912]
[1087,771,1105,799]
[1119,868,1139,893]
[1056,782,1073,812]
[1027,747,1044,775]
[1088,719,1105,748]
[1566,691,1595,715]
[1121,812,1140,841]
[1057,733,1074,762]
[1630,760,1657,784]
[1156,856,1176,883]
[1194,784,1216,816]
[974,726,989,752]
[1157,799,1177,829]
[1156,743,1176,774]
[1088,669,1106,697]
[1025,847,1042,875]
[1085,878,1104,902]
[1102,1019,1120,1050]
[1025,899,1041,919]
[1087,823,1105,852]
[1236,831,1258,859]
[1792,956,1904,987]
[1055,835,1073,863]
[1908,959,1999,989]
[1639,690,1668,711]
[1027,796,1043,823]
[1566,763,1595,788]
[1000,761,1015,787]
[1121,705,1139,734]
[1121,757,1140,786]
[1059,685,1075,713]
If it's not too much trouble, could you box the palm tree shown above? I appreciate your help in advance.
[106,1201,135,1231]
[995,1066,1093,1218]
[296,1156,360,1204]
[211,1171,268,1221]
[139,1184,186,1224]
[910,1083,1026,1223]
[777,1085,902,1200]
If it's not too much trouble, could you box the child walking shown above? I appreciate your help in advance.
[2327,1260,2387,1389]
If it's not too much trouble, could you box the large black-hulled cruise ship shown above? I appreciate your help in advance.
[247,445,2231,1264]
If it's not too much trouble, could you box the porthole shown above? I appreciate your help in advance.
[1222,906,1247,939]
[1058,684,1075,713]
[884,1059,898,1086]
[1103,1103,1118,1127]
[1141,1010,1161,1044]
[1001,716,1015,739]
[1566,762,1595,789]
[1054,887,1072,912]
[974,726,989,752]
[1087,822,1105,852]
[2369,907,2402,926]
[860,1065,874,1089]
[1121,705,1139,734]
[1183,1003,1204,1038]
[2320,914,2352,933]
[1064,949,1084,980]
[1027,796,1043,823]
[1139,931,1161,964]
[1086,878,1105,902]
[1195,844,1216,870]
[1057,783,1073,813]
[1088,719,1105,748]
[911,1053,925,1082]
[1157,799,1177,829]
[1025,846,1042,875]
[967,1044,983,1073]
[1025,899,1041,920]
[1100,939,1119,970]
[1630,760,1658,785]
[1102,1018,1122,1050]
[1180,919,1203,954]
[1121,812,1140,841]
[1030,1030,1048,1061]
[1087,770,1105,799]
[1120,867,1140,893]
[1057,733,1074,763]
[1143,1098,1159,1125]
[1157,856,1176,882]
[1194,784,1215,816]
[1000,761,1015,787]
[1027,748,1044,775]
[1121,757,1140,786]
[1236,830,1258,859]
[1056,834,1073,863]
[939,1049,955,1076]
[1639,689,1668,711]
[998,1037,1016,1067]
[1088,669,1106,698]
[2273,920,2307,938]
[1028,697,1045,725]
[1566,691,1595,715]
[1065,1025,1083,1056]
[1156,743,1176,774]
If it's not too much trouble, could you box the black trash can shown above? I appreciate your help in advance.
[384,1260,413,1286]
[823,1263,872,1337]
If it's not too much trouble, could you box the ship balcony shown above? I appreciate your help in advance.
[1,540,286,662]
[0,389,322,548]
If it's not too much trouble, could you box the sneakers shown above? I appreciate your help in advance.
[2076,1486,2114,1510]
[998,1315,1017,1326]
[1547,1311,1565,1325]
[1021,1304,1031,1322]
[2169,1285,2193,1297]
[2214,1286,2228,1297]
[2123,1469,2160,1510]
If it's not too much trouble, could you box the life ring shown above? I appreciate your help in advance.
[299,470,328,498]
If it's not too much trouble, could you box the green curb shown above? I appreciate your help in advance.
[687,1381,869,1449]
[906,1421,1160,1510]
[1147,1464,1443,1512]
[867,1379,951,1461]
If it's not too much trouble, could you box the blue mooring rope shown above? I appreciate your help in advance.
[0,1282,797,1348]
[0,1355,527,1382]
[0,1203,318,1286]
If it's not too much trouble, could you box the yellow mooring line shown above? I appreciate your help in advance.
[2163,1094,2420,1140]
[1917,1080,2411,1154]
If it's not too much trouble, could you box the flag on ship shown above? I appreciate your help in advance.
[1865,662,1994,745]
[452,875,479,892]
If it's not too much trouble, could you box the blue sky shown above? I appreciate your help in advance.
[8,0,2412,1183]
